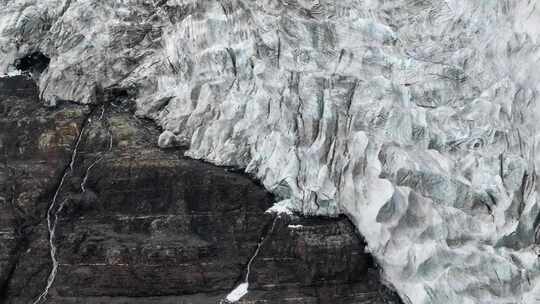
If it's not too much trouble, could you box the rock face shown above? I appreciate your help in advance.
[0,76,400,304]
[241,216,399,304]
[0,75,89,302]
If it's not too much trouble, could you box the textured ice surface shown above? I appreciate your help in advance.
[2,1,540,303]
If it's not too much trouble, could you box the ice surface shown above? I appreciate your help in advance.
[2,1,540,303]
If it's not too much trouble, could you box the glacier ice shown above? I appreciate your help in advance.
[2,0,540,303]
[158,129,187,148]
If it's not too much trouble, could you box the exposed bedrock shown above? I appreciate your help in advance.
[0,76,400,304]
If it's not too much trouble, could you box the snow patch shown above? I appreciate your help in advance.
[288,224,303,229]
[225,282,249,303]
[0,70,22,78]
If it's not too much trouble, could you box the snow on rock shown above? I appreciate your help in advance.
[288,224,303,229]
[2,1,540,303]
[225,282,249,303]
[0,70,21,78]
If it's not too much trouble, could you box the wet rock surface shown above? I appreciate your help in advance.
[0,76,400,304]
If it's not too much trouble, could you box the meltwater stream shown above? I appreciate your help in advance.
[81,106,113,194]
[223,214,280,303]
[32,122,87,304]
[33,105,111,303]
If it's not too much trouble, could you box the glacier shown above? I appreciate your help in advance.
[2,0,540,303]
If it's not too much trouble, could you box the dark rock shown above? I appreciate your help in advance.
[0,75,89,303]
[239,215,401,304]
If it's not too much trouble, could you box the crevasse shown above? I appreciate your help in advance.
[2,1,540,303]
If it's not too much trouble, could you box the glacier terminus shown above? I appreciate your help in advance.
[2,1,540,303]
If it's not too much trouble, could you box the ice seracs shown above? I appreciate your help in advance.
[158,130,188,148]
